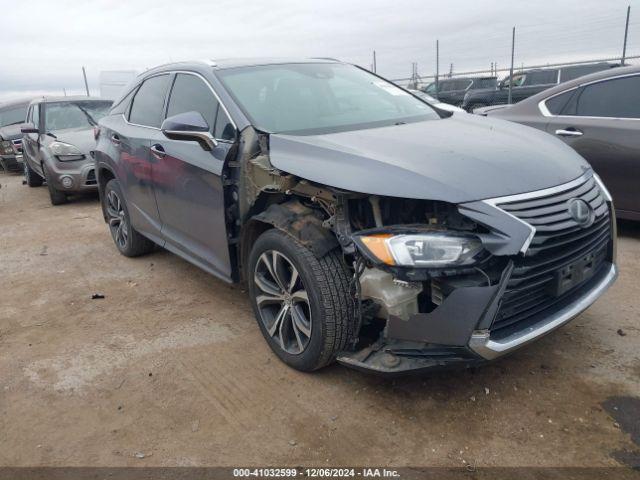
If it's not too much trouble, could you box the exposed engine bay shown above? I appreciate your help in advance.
[222,127,522,373]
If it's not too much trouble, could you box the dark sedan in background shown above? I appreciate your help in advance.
[422,76,497,106]
[462,62,620,112]
[0,99,30,172]
[484,65,640,221]
[21,96,112,205]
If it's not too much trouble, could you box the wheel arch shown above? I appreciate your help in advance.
[238,199,340,283]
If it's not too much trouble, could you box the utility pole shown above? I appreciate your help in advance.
[508,27,516,105]
[63,88,67,97]
[82,66,90,96]
[622,5,631,65]
[372,50,377,73]
[449,63,453,77]
[435,40,439,95]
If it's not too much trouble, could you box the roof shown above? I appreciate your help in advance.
[0,98,32,110]
[141,57,343,77]
[29,96,112,105]
[529,63,640,99]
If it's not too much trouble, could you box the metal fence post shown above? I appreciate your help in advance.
[373,50,377,73]
[82,67,90,96]
[435,40,439,96]
[508,27,515,105]
[622,5,631,65]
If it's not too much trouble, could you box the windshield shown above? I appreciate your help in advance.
[217,63,439,135]
[0,105,28,128]
[44,101,112,131]
[410,90,437,104]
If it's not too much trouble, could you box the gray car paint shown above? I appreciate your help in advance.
[485,65,640,220]
[268,113,590,203]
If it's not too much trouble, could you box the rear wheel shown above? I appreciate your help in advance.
[248,229,352,372]
[103,178,155,257]
[24,161,43,187]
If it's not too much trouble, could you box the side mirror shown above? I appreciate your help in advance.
[161,111,217,151]
[21,123,38,134]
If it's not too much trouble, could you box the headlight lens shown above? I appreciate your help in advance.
[358,232,483,268]
[1,140,12,154]
[50,141,84,161]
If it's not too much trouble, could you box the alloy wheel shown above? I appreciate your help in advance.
[106,190,128,249]
[254,250,312,355]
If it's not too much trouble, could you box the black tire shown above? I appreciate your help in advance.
[43,167,67,205]
[103,178,155,257]
[248,229,352,372]
[24,161,43,187]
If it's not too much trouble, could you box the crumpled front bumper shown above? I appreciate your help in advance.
[337,262,617,376]
[337,262,618,375]
[0,154,23,171]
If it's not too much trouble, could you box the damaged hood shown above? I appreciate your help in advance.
[0,124,22,141]
[268,114,590,203]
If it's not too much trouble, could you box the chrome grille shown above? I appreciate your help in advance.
[491,175,612,335]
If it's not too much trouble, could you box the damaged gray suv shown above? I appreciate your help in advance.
[95,59,617,374]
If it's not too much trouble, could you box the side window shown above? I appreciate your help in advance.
[111,87,138,116]
[526,70,558,86]
[166,74,219,132]
[572,76,640,119]
[128,75,170,128]
[32,104,40,128]
[214,106,236,141]
[544,89,577,115]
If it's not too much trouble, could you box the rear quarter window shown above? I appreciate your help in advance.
[128,75,171,128]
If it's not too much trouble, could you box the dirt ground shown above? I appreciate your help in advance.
[1,170,639,470]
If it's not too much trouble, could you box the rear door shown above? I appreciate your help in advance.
[119,74,171,242]
[545,74,640,216]
[150,72,237,281]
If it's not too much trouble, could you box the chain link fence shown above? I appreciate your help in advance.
[386,5,637,110]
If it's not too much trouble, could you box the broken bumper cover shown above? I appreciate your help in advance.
[470,262,617,360]
[337,262,617,376]
[0,154,23,171]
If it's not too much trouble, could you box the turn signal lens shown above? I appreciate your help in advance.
[359,234,396,265]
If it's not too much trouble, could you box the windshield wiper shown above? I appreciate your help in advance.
[74,104,98,127]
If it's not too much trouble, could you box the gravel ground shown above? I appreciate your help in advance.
[1,171,639,471]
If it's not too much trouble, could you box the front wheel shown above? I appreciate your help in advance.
[248,229,353,372]
[24,161,43,187]
[43,167,67,205]
[103,179,155,257]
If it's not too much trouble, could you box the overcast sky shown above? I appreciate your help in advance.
[0,0,637,101]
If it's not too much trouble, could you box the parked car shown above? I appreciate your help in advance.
[95,59,617,375]
[0,99,30,172]
[462,63,620,111]
[407,89,465,113]
[21,96,113,205]
[484,64,640,221]
[422,77,497,106]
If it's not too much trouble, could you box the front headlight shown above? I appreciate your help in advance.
[358,231,483,268]
[50,141,85,161]
[1,140,13,154]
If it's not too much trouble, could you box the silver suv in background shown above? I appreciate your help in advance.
[21,96,112,205]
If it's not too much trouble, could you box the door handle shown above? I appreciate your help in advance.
[110,134,121,146]
[555,128,583,137]
[150,144,166,159]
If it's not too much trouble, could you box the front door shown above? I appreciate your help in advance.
[151,72,237,281]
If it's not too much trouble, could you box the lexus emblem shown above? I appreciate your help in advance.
[567,198,594,227]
